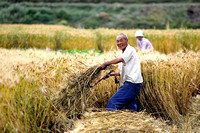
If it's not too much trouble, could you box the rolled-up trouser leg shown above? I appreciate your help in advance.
[106,81,142,111]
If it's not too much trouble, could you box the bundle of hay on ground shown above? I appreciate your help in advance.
[54,65,116,117]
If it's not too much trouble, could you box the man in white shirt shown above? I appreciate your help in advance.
[99,33,143,111]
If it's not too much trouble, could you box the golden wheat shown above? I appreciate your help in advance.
[0,47,199,132]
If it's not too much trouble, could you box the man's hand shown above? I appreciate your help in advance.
[99,62,107,70]
[103,73,110,79]
[103,70,114,79]
[89,70,114,87]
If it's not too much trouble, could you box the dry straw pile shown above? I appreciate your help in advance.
[71,111,173,132]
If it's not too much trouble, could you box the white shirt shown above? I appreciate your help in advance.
[118,44,143,86]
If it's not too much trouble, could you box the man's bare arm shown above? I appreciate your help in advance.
[99,57,124,70]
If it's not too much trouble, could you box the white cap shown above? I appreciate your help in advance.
[135,30,144,37]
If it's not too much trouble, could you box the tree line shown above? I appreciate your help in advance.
[2,0,200,3]
[0,2,199,29]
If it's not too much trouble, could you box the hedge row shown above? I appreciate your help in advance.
[2,0,200,3]
[0,2,200,29]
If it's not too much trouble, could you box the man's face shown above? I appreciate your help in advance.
[137,37,143,40]
[116,35,128,51]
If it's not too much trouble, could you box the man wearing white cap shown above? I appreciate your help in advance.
[135,30,153,52]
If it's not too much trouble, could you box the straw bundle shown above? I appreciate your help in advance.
[139,50,200,124]
[55,65,115,117]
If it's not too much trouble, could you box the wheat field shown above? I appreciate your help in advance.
[0,24,200,53]
[0,25,200,132]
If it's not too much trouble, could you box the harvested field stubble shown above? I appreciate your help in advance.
[0,48,199,132]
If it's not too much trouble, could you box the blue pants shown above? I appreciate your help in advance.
[106,81,142,111]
